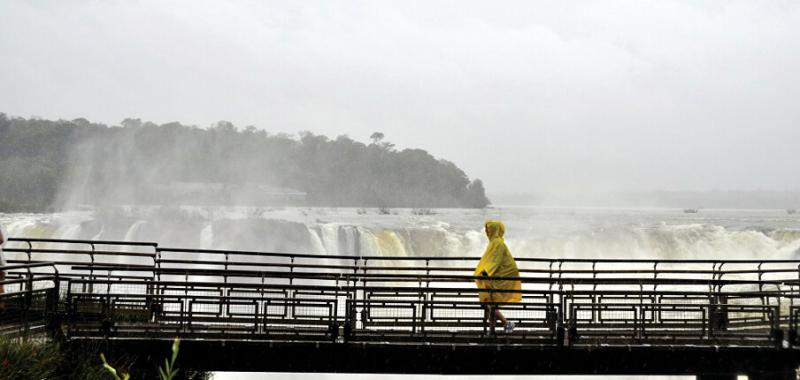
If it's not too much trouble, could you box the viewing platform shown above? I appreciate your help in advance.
[2,237,800,379]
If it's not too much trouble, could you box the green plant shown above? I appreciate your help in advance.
[100,353,130,380]
[158,338,180,380]
[1,334,143,379]
[100,337,181,380]
[0,337,60,380]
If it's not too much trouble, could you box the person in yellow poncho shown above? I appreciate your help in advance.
[474,220,521,332]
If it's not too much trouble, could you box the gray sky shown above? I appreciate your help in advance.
[1,1,799,195]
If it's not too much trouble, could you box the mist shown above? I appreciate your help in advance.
[1,1,799,196]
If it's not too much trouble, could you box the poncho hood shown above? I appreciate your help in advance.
[484,220,505,240]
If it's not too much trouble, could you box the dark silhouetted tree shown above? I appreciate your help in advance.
[0,115,491,210]
[369,132,384,144]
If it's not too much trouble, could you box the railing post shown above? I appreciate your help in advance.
[45,273,65,342]
[417,274,424,334]
[653,261,659,292]
[706,262,716,339]
[638,282,644,341]
[567,282,577,347]
[22,269,33,336]
[770,306,784,348]
[149,247,162,323]
[556,261,565,346]
[489,301,496,336]
[359,257,367,332]
[47,272,60,313]
[155,248,162,283]
[791,267,800,346]
[591,260,598,322]
[706,281,713,339]
[24,239,33,263]
[86,243,96,293]
[343,298,353,342]
[352,257,359,312]
[716,263,728,332]
[25,264,33,293]
[288,256,294,286]
[558,261,565,329]
[224,252,230,285]
[411,301,417,334]
[423,259,431,335]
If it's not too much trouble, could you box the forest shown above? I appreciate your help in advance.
[0,113,490,211]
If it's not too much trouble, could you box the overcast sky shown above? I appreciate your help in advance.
[1,1,799,195]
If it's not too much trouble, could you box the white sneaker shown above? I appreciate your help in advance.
[504,321,516,333]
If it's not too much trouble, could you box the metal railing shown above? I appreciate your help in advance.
[2,237,800,348]
[0,262,60,337]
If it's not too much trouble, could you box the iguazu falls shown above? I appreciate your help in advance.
[3,207,800,261]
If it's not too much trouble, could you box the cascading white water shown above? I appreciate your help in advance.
[341,226,359,255]
[123,220,147,242]
[52,223,82,240]
[1,207,799,261]
[307,227,327,254]
[4,218,41,238]
[90,225,105,240]
[318,223,341,254]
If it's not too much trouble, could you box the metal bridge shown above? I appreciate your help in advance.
[2,237,800,379]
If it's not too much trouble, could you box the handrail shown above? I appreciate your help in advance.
[153,258,799,276]
[155,246,800,264]
[7,237,800,267]
[7,237,158,247]
[8,260,153,268]
[1,276,58,286]
[62,277,790,298]
[6,250,797,285]
[0,261,59,272]
[4,238,796,300]
[146,267,793,286]
[3,248,156,257]
[64,260,795,281]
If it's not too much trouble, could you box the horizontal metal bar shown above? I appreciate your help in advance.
[4,248,156,257]
[155,245,800,264]
[8,237,158,247]
[1,276,58,286]
[62,278,791,297]
[148,267,793,285]
[153,258,800,276]
[0,261,58,271]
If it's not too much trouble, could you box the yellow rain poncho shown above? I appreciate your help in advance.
[474,220,522,303]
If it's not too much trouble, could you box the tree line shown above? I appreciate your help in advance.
[0,113,490,211]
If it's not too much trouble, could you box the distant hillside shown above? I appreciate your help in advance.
[0,114,489,211]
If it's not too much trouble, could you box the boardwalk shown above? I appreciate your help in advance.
[2,237,800,379]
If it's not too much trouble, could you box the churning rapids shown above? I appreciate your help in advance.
[1,207,799,260]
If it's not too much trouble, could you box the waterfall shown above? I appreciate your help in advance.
[91,225,105,240]
[319,223,340,254]
[123,220,147,242]
[53,223,82,240]
[307,227,326,254]
[1,208,799,261]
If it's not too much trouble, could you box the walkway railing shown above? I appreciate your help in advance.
[2,237,800,348]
